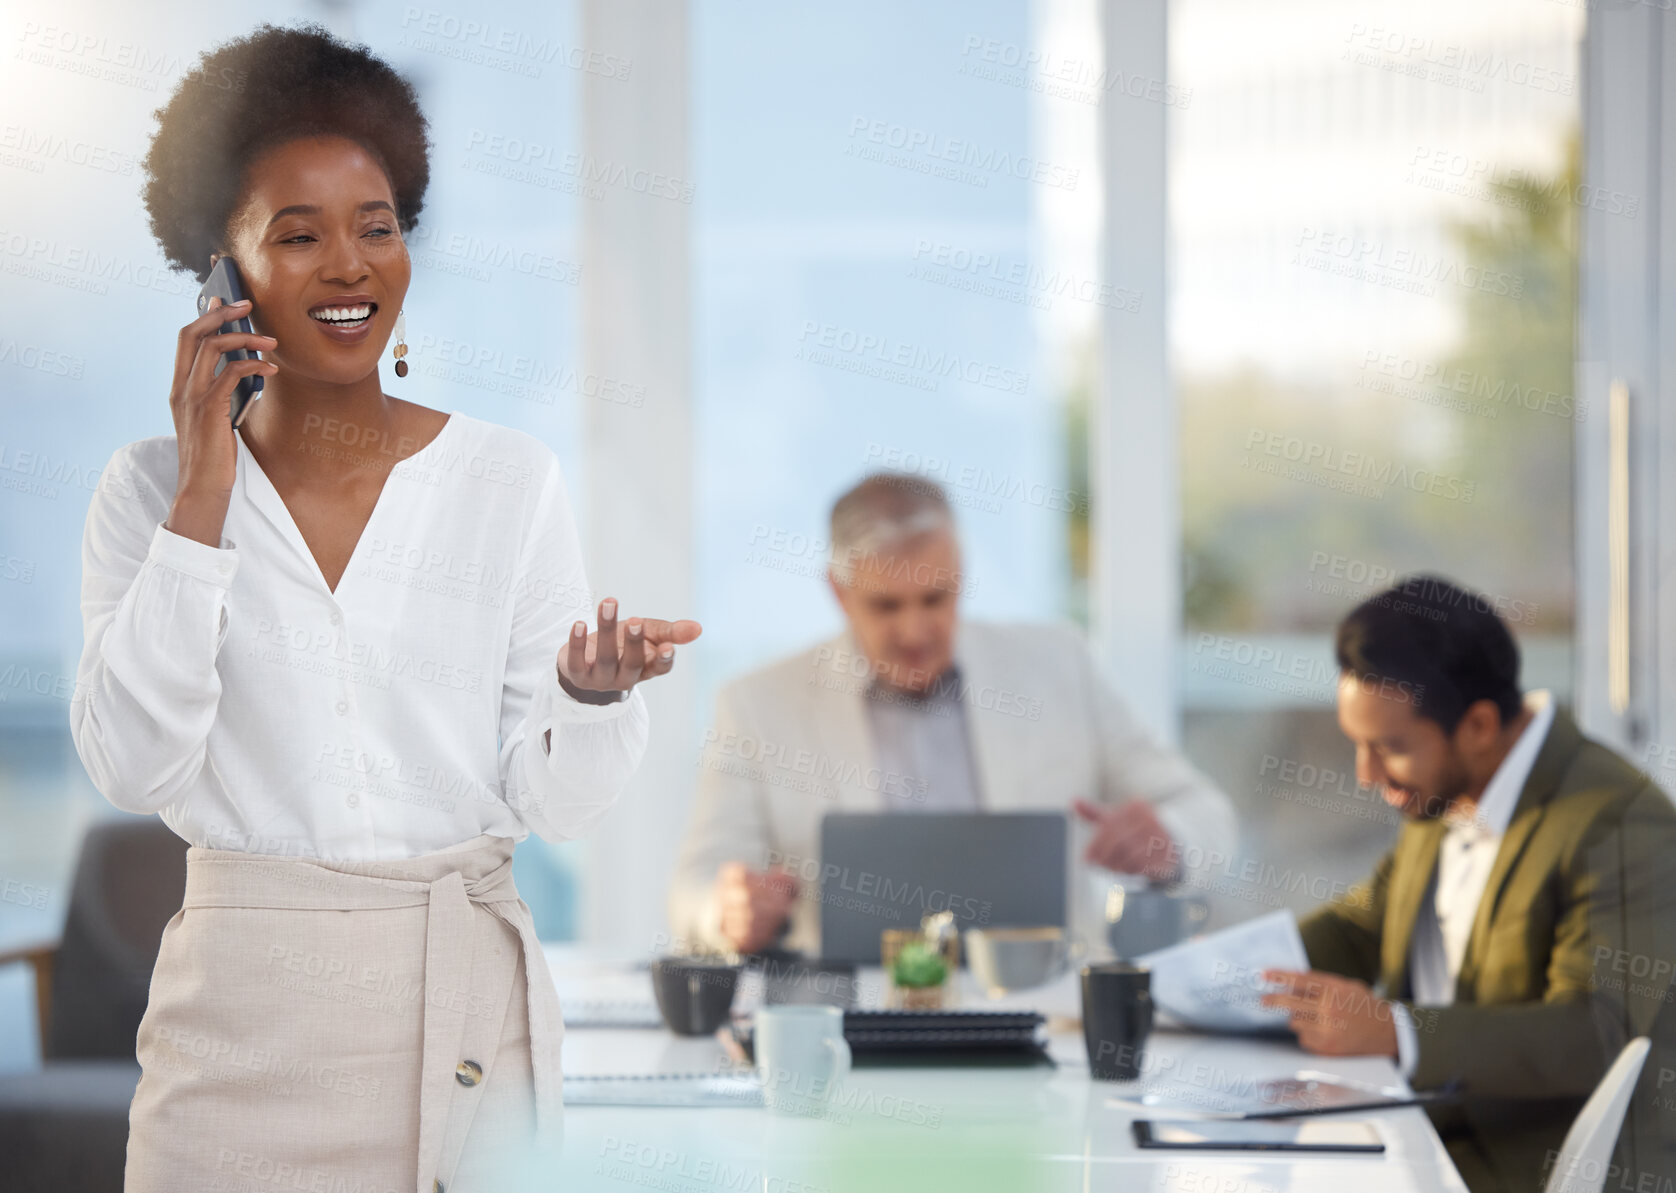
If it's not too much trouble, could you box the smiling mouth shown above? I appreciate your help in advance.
[309,302,378,329]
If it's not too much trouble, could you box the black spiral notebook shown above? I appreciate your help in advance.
[734,1009,1052,1067]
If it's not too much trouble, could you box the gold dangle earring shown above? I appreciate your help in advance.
[392,308,409,377]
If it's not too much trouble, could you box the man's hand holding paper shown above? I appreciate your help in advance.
[1134,910,1311,1034]
[1259,969,1400,1059]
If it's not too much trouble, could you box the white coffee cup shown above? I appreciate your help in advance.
[754,1004,851,1117]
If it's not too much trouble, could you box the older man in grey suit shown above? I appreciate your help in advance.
[668,472,1238,956]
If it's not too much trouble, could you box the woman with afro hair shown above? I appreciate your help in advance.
[70,22,699,1191]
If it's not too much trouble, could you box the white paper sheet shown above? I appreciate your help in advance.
[1133,910,1310,1033]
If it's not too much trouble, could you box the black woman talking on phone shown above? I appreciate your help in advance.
[68,23,699,1191]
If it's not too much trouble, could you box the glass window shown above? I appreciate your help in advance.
[691,0,1097,703]
[1170,0,1585,920]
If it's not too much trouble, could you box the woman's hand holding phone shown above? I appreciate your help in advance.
[165,296,278,547]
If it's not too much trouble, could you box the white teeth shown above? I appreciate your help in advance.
[311,304,373,324]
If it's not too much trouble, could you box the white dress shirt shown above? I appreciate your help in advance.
[70,409,649,860]
[1392,689,1554,1076]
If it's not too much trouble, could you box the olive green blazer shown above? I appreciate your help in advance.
[1299,708,1676,1193]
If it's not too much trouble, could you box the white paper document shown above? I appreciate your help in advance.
[1134,910,1310,1033]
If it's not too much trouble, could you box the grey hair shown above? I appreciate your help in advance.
[828,471,957,579]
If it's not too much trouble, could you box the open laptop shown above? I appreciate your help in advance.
[816,811,1067,964]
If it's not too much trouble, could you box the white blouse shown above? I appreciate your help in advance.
[70,409,650,860]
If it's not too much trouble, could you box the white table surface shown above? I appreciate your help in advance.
[536,945,1469,1193]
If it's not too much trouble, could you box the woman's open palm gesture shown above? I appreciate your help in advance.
[556,596,702,700]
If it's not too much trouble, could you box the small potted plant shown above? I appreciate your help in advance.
[882,912,960,1009]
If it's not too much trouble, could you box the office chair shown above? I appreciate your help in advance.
[1541,1036,1653,1193]
[0,816,188,1192]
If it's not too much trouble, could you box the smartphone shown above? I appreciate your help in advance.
[196,256,263,427]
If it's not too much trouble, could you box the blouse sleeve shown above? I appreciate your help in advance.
[69,445,240,815]
[496,452,649,842]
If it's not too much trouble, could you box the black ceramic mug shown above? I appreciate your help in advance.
[1081,962,1153,1080]
[650,956,741,1036]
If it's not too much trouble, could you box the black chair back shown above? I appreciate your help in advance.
[44,818,188,1060]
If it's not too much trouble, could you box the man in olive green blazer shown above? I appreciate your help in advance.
[1261,577,1676,1193]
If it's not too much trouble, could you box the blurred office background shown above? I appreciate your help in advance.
[2,0,1671,1073]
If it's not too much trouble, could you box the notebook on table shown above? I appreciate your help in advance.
[734,1009,1052,1066]
[562,1071,763,1107]
[560,997,664,1029]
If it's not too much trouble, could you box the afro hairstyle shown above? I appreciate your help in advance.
[141,22,432,283]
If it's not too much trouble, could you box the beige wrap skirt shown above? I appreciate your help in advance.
[124,831,565,1193]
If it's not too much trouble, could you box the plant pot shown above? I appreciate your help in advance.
[881,927,959,1010]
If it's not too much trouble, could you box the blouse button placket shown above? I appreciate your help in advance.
[327,602,363,813]
[329,602,351,718]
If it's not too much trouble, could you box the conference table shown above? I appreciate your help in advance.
[537,945,1469,1193]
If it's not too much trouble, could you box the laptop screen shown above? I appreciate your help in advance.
[814,811,1068,963]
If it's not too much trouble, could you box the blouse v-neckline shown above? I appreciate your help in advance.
[234,411,462,600]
